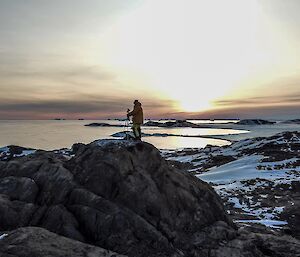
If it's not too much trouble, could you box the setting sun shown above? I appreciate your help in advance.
[99,0,264,112]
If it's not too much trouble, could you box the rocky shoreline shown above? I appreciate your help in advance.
[0,134,300,256]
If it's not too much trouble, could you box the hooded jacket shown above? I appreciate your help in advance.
[128,101,144,124]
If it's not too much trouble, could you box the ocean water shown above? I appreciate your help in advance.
[0,120,246,150]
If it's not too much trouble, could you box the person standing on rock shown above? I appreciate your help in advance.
[127,100,144,140]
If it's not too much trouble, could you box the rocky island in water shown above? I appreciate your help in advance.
[0,131,299,257]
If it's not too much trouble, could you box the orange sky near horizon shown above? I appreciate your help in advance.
[0,0,300,119]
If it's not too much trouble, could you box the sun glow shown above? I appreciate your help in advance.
[99,0,266,112]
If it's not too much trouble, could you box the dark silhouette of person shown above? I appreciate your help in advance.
[127,100,144,140]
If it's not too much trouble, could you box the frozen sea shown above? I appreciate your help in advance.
[0,119,299,150]
[0,119,245,150]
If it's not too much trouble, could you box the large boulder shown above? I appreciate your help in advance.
[0,140,234,256]
[0,226,126,257]
[67,140,233,255]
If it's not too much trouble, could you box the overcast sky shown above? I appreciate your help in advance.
[1,0,300,119]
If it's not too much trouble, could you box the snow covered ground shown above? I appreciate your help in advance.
[202,122,300,142]
[163,131,300,231]
[198,155,299,184]
[0,146,36,160]
[0,233,8,240]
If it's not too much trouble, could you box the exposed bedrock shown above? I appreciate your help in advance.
[0,139,299,256]
[0,226,126,257]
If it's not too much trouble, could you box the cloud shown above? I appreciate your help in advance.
[0,63,117,83]
[0,98,128,113]
[0,61,123,103]
[213,94,300,107]
[0,94,299,120]
[0,94,177,119]
[190,104,300,120]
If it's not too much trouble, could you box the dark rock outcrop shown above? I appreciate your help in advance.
[0,227,126,257]
[0,145,36,161]
[0,139,300,256]
[0,176,38,202]
[144,120,202,128]
[143,120,162,126]
[200,155,236,171]
[241,131,300,161]
[281,119,300,124]
[209,230,300,257]
[111,131,153,138]
[85,122,123,127]
[0,140,233,256]
[280,181,300,239]
[236,119,276,125]
[66,140,234,256]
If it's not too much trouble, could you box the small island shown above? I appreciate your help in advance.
[236,119,276,125]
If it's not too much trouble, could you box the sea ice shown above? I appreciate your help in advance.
[0,233,8,240]
[235,219,288,229]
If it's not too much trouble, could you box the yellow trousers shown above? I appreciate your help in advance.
[132,123,142,139]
